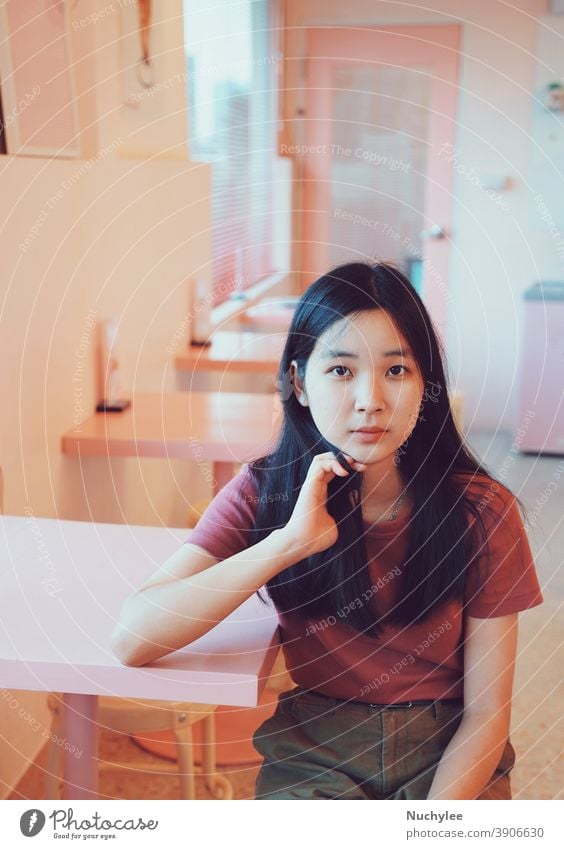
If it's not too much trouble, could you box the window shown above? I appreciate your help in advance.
[183,0,279,306]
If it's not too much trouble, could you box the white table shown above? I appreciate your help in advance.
[0,515,280,798]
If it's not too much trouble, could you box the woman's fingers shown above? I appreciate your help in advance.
[332,460,348,476]
[310,451,367,475]
[343,452,367,469]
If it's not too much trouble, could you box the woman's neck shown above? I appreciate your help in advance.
[359,458,408,520]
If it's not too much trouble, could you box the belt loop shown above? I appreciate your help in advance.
[432,700,440,722]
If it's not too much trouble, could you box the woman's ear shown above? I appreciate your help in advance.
[290,359,308,406]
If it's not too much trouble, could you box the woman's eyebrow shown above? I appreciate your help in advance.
[381,347,413,358]
[320,347,413,359]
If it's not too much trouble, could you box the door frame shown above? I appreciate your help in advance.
[298,24,461,341]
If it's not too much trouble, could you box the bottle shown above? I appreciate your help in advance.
[190,277,212,346]
[96,319,130,412]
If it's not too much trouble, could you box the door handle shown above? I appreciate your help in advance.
[420,225,447,240]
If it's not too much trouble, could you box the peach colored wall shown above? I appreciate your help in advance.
[284,0,551,432]
[0,0,215,795]
[1,2,213,525]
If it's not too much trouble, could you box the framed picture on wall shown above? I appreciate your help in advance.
[0,0,79,157]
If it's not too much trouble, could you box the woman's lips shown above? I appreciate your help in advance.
[352,429,388,443]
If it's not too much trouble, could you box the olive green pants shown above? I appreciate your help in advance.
[252,686,515,800]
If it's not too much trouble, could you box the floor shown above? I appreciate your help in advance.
[9,430,564,800]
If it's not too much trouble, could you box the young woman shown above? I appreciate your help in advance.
[112,261,543,800]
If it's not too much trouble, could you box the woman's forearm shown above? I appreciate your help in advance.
[427,715,509,800]
[111,529,298,667]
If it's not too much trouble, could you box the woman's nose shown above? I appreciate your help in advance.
[354,381,385,413]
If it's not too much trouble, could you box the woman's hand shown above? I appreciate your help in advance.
[281,451,366,560]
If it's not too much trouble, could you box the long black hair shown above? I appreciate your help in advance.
[247,261,521,637]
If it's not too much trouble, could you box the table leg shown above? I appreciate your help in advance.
[212,462,236,497]
[62,693,99,800]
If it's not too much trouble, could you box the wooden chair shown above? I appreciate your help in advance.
[46,694,233,800]
[94,697,232,799]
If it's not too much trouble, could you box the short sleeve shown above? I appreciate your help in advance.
[463,488,544,618]
[184,463,258,561]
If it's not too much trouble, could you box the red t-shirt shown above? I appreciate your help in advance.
[185,464,543,703]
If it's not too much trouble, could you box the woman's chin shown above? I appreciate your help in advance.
[340,440,397,464]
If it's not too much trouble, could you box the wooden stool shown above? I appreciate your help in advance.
[97,697,232,799]
[46,694,233,800]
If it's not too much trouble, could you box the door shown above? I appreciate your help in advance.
[300,25,460,342]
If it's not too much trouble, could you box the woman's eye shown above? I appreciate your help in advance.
[388,364,409,377]
[328,365,352,377]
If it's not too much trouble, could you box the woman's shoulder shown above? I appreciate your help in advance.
[184,463,259,559]
[450,469,521,528]
[239,462,292,506]
[451,469,514,499]
[219,462,259,503]
[217,460,295,508]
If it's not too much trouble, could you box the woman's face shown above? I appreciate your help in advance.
[292,309,425,465]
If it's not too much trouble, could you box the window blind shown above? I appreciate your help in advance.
[184,0,277,306]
